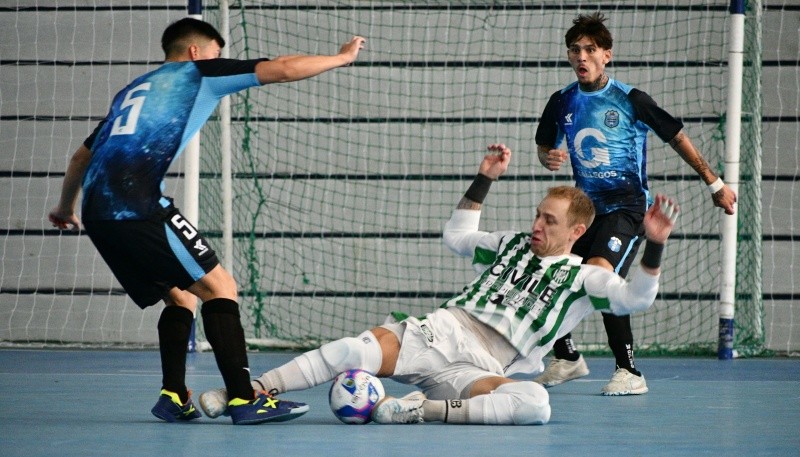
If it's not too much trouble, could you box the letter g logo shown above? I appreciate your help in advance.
[574,128,611,169]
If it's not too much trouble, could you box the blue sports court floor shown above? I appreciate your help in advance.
[1,349,798,457]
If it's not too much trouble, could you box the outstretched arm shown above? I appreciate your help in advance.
[255,36,366,84]
[456,143,511,210]
[669,131,736,215]
[48,144,93,230]
[444,144,511,258]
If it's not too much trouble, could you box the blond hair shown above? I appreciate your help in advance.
[544,186,596,227]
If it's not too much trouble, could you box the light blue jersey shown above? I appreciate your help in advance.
[81,59,263,221]
[536,78,683,215]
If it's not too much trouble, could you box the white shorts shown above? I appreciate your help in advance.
[380,307,511,400]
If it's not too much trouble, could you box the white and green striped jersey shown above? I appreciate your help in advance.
[442,209,660,375]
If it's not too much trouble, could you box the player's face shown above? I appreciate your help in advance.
[567,36,612,87]
[530,196,579,257]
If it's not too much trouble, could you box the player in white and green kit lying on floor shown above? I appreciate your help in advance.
[200,143,679,425]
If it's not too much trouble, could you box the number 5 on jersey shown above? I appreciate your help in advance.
[111,82,151,136]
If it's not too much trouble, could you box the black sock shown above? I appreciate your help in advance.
[602,313,640,376]
[552,333,580,361]
[157,305,193,403]
[201,298,253,401]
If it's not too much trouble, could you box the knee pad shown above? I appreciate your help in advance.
[494,382,551,425]
[319,330,382,375]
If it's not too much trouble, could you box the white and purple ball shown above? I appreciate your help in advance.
[329,369,385,424]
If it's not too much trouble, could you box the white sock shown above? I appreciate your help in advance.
[253,359,307,393]
[422,399,470,423]
[254,330,383,393]
[424,382,550,425]
[252,350,334,393]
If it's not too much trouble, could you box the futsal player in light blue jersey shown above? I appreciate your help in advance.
[49,18,366,424]
[534,13,736,395]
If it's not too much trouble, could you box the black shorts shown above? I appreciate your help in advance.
[571,209,644,278]
[84,206,219,309]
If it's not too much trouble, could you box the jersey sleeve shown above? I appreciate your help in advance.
[442,209,518,273]
[443,209,487,258]
[628,88,684,143]
[193,58,268,97]
[579,264,660,315]
[535,90,562,147]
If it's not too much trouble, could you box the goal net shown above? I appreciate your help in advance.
[3,0,789,356]
[196,1,763,354]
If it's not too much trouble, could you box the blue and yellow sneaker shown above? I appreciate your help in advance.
[228,391,309,425]
[151,389,202,422]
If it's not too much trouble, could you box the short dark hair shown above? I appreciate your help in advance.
[564,12,613,50]
[161,18,225,58]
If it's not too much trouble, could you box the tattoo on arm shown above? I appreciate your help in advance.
[536,144,550,166]
[456,197,482,210]
[668,131,686,149]
[669,130,714,182]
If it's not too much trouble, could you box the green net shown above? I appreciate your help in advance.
[732,0,763,356]
[198,1,763,355]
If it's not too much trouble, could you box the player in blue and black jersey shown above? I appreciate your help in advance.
[534,13,736,395]
[48,18,365,424]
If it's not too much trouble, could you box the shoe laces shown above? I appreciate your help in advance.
[255,388,281,398]
[254,390,283,405]
[394,408,424,424]
[254,390,269,399]
[610,368,633,381]
[387,397,424,423]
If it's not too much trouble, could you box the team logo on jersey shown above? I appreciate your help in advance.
[608,236,622,253]
[551,267,571,285]
[604,110,619,128]
[193,239,209,256]
[564,113,573,125]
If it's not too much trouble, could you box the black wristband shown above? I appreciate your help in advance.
[640,241,665,269]
[464,174,494,204]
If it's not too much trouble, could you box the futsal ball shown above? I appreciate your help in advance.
[329,369,385,424]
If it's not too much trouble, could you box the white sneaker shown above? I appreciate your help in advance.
[533,355,590,387]
[371,391,426,424]
[601,368,649,396]
[199,388,229,418]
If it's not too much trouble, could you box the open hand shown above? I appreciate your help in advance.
[644,194,678,244]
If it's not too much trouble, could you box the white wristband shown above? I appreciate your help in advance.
[708,177,724,194]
